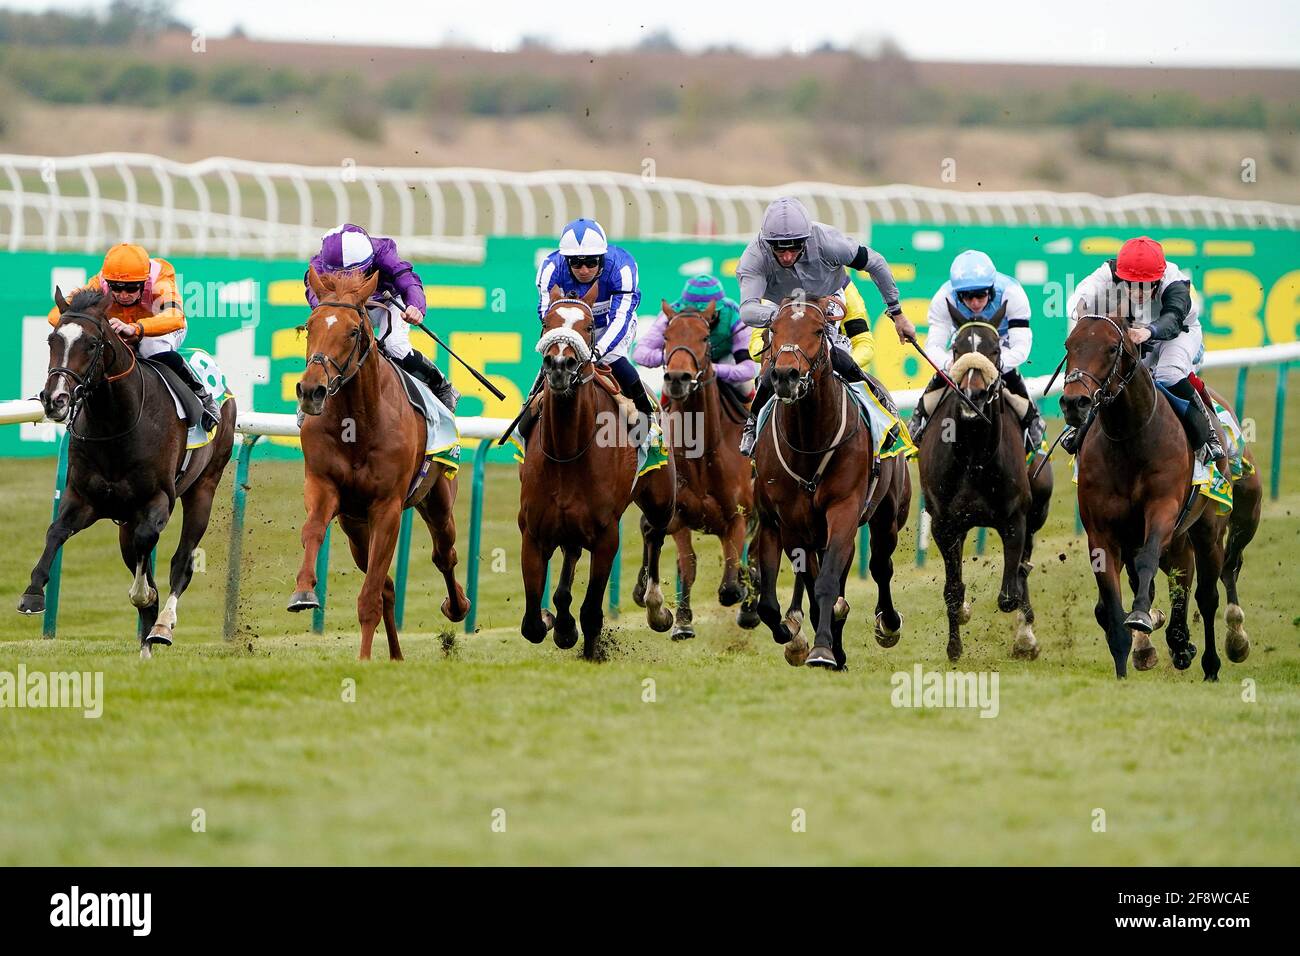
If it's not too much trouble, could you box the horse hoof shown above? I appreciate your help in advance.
[784,611,804,640]
[783,635,810,666]
[1132,645,1159,671]
[718,583,744,607]
[736,607,761,630]
[1225,603,1245,629]
[805,645,838,669]
[16,592,44,615]
[539,609,556,632]
[139,643,152,661]
[647,607,674,633]
[671,625,695,641]
[1124,609,1154,633]
[1171,643,1198,671]
[146,625,174,647]
[631,569,649,609]
[947,638,963,662]
[441,595,470,624]
[286,590,320,613]
[553,623,579,650]
[997,593,1018,614]
[1203,671,1220,683]
[874,611,902,648]
[833,597,850,622]
[1150,608,1167,631]
[1225,627,1250,664]
[1011,633,1040,661]
[957,601,972,625]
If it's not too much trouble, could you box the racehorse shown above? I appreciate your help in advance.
[20,288,236,658]
[918,322,1053,661]
[1061,312,1255,679]
[657,299,755,638]
[290,268,469,660]
[751,296,911,669]
[518,285,677,659]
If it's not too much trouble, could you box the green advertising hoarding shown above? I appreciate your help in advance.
[3,226,1297,459]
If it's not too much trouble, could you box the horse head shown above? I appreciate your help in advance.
[661,299,717,402]
[769,295,832,404]
[298,267,379,416]
[538,282,599,397]
[1060,311,1139,428]
[43,287,118,423]
[950,322,1003,420]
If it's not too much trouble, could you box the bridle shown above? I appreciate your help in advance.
[952,321,1005,418]
[304,299,374,396]
[538,298,601,395]
[770,300,832,405]
[662,310,716,394]
[1062,314,1157,441]
[46,310,144,441]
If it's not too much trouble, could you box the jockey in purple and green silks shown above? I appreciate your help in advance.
[303,222,458,412]
[634,274,759,406]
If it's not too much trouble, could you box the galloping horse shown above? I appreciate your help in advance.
[290,268,469,660]
[752,296,911,669]
[918,322,1053,662]
[518,285,677,659]
[658,300,755,638]
[1061,312,1256,679]
[20,289,236,657]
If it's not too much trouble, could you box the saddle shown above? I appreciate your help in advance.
[141,358,203,427]
[387,354,432,419]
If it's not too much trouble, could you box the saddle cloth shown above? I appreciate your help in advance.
[756,374,916,461]
[386,355,462,481]
[144,349,231,451]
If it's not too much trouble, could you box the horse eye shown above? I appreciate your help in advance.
[1108,344,1118,354]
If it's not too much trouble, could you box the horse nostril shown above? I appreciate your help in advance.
[295,382,304,399]
[310,385,326,404]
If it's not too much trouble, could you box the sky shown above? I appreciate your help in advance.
[7,0,1300,66]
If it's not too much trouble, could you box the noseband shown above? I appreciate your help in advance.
[305,300,374,396]
[663,311,716,393]
[771,301,831,404]
[1062,315,1142,409]
[46,310,143,441]
[538,298,600,395]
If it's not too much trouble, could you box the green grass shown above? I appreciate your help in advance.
[1,368,1298,865]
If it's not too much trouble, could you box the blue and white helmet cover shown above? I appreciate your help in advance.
[949,250,997,293]
[559,218,609,256]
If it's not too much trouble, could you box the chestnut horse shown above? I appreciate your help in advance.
[20,289,236,658]
[658,299,755,638]
[289,268,469,660]
[1061,312,1253,680]
[518,285,677,659]
[919,322,1053,662]
[752,297,911,670]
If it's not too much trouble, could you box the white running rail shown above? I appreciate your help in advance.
[3,153,1298,262]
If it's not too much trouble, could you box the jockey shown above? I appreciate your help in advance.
[736,196,913,456]
[1064,236,1225,467]
[633,274,759,407]
[909,250,1045,450]
[303,223,459,412]
[46,242,220,431]
[532,217,657,422]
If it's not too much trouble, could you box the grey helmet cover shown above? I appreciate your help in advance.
[759,197,812,244]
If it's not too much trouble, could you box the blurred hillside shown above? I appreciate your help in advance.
[1,5,1296,201]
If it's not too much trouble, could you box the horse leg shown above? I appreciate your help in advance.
[718,509,748,608]
[1124,508,1177,633]
[933,518,968,662]
[997,513,1038,660]
[18,487,96,615]
[1189,518,1225,682]
[289,475,339,612]
[519,532,554,645]
[830,562,852,670]
[1091,541,1131,678]
[753,521,794,650]
[149,475,220,647]
[1013,511,1041,660]
[1160,536,1195,671]
[869,502,905,649]
[357,501,403,661]
[639,514,673,633]
[805,502,859,670]
[337,515,401,661]
[1221,475,1260,663]
[785,573,805,639]
[550,546,581,650]
[672,526,696,641]
[416,476,469,623]
[123,494,169,659]
[581,528,619,660]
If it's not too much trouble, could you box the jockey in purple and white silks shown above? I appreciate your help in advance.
[303,222,459,412]
[909,250,1045,451]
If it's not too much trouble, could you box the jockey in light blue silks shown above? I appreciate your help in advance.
[909,250,1046,451]
[516,217,657,440]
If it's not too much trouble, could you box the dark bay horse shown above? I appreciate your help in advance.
[518,285,676,659]
[752,297,911,670]
[658,299,755,638]
[1061,312,1251,680]
[19,289,236,658]
[290,268,469,661]
[918,322,1053,661]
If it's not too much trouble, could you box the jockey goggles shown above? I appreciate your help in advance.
[106,280,145,293]
[565,254,603,269]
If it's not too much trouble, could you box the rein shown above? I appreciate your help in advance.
[305,299,374,396]
[47,310,147,442]
[662,310,717,394]
[1063,314,1156,444]
[535,299,604,462]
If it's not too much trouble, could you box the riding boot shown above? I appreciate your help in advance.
[1169,377,1227,470]
[1022,401,1046,453]
[908,373,946,445]
[152,349,220,431]
[622,376,660,444]
[516,370,545,444]
[1060,426,1081,455]
[400,350,459,413]
[740,370,775,457]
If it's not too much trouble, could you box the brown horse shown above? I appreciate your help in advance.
[289,268,469,661]
[918,322,1053,662]
[20,289,236,658]
[657,299,755,638]
[1061,312,1250,680]
[752,297,911,670]
[518,285,677,659]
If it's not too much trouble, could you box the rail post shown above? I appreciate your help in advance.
[222,434,260,642]
[42,429,70,639]
[393,508,414,629]
[1271,361,1289,501]
[311,523,331,634]
[464,438,492,633]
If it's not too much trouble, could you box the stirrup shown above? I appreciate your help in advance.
[739,416,758,457]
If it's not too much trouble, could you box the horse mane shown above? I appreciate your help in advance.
[318,269,371,298]
[66,288,108,314]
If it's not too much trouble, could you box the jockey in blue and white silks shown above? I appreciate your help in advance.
[532,217,657,420]
[909,250,1045,451]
